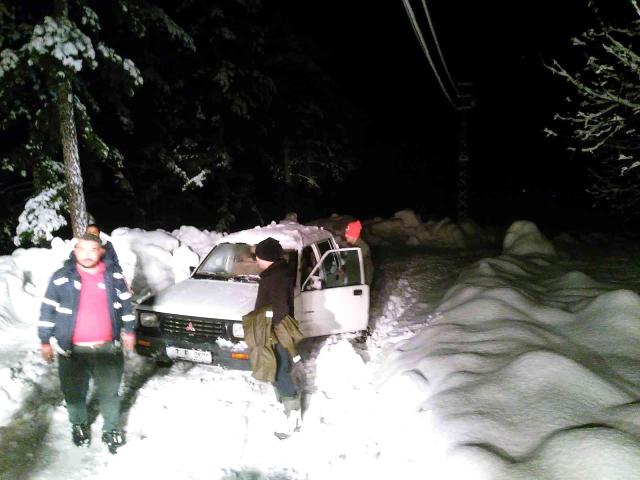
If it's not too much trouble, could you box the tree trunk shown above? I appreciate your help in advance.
[55,0,87,236]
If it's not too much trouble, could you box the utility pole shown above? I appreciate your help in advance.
[456,82,475,220]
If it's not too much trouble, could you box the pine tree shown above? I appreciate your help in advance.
[0,0,190,242]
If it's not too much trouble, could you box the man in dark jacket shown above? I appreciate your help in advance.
[344,220,374,285]
[253,237,301,437]
[86,224,122,273]
[39,233,135,453]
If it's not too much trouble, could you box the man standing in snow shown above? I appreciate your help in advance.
[85,224,122,273]
[253,237,301,437]
[39,233,136,454]
[344,220,374,285]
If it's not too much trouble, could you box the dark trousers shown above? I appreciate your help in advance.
[58,343,124,431]
[273,343,297,399]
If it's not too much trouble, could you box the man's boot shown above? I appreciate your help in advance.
[101,430,125,454]
[274,394,302,440]
[71,423,91,447]
[281,394,301,415]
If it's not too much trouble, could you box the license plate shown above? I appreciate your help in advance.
[166,346,212,364]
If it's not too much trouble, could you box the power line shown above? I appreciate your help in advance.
[400,0,458,109]
[419,0,459,98]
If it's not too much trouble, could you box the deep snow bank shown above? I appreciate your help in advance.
[379,221,640,480]
[309,210,500,249]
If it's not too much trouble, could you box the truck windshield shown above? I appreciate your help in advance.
[195,243,260,280]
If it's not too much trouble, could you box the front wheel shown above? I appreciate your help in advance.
[154,357,174,368]
[351,327,371,344]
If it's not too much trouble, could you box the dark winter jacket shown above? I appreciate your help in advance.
[102,240,122,272]
[38,258,135,353]
[254,259,293,326]
[355,238,374,285]
[242,305,276,382]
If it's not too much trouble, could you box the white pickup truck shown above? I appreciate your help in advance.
[134,221,370,368]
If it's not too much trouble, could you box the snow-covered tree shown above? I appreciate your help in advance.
[14,183,67,246]
[0,0,190,242]
[126,1,361,229]
[546,1,640,217]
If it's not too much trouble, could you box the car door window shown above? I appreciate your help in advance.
[316,240,333,258]
[301,246,319,289]
[302,248,363,290]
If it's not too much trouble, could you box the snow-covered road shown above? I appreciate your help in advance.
[2,245,494,480]
[2,228,640,480]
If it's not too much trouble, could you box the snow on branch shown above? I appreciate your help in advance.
[546,2,640,216]
[27,16,97,73]
[14,184,67,247]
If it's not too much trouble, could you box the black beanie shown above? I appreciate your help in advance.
[255,237,283,262]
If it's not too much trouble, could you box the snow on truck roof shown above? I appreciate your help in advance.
[213,221,333,251]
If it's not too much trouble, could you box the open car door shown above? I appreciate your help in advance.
[295,248,370,337]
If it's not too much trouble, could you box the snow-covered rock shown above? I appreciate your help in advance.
[416,218,466,248]
[503,220,556,257]
[393,209,421,228]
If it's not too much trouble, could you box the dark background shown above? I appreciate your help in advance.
[2,0,627,253]
[279,0,606,232]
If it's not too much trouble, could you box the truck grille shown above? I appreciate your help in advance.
[160,314,227,340]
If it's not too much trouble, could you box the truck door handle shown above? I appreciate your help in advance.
[354,289,362,296]
[303,310,314,314]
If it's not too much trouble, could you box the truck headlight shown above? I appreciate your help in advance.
[139,311,159,327]
[232,323,244,338]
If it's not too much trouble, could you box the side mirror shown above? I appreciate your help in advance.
[189,266,196,274]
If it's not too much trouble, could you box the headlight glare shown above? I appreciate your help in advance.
[140,311,159,327]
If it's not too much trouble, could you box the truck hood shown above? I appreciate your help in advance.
[139,278,259,321]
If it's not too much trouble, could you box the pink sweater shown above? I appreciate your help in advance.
[72,262,113,344]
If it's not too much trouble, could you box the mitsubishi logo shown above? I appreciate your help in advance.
[185,322,196,332]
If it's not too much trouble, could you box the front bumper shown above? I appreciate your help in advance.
[136,330,251,371]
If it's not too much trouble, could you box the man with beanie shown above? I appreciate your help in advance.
[39,233,136,453]
[253,237,301,437]
[344,220,374,285]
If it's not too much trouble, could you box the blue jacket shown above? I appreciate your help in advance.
[38,257,135,353]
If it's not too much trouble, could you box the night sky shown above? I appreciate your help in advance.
[282,0,603,231]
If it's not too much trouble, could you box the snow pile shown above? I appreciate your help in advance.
[0,238,73,328]
[110,227,201,294]
[170,225,225,259]
[215,220,332,251]
[379,221,640,479]
[310,210,499,248]
[503,220,556,256]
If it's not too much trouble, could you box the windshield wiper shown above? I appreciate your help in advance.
[192,272,230,280]
[228,275,259,283]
